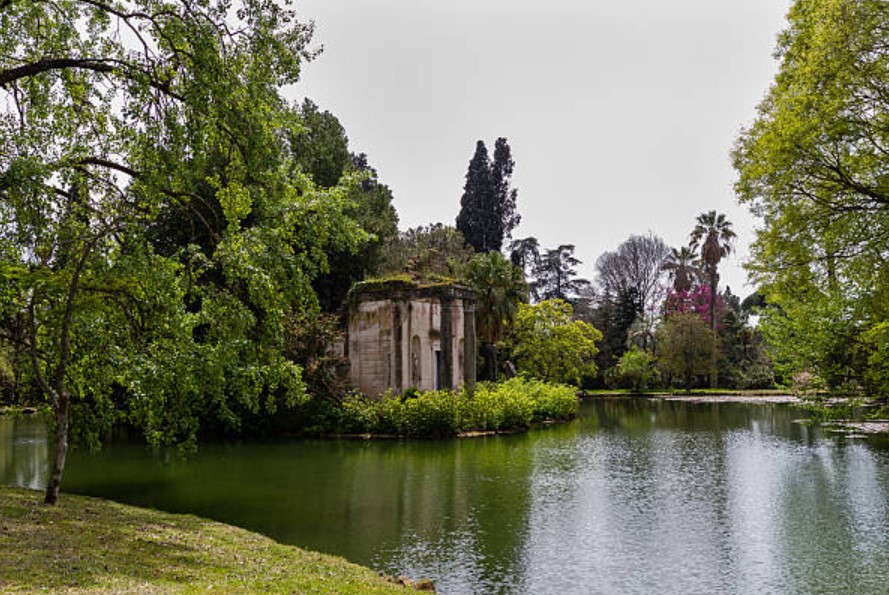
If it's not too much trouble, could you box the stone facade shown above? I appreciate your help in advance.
[347,281,476,396]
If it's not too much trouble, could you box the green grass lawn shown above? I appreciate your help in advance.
[0,486,408,594]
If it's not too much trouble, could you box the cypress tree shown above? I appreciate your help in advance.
[456,140,495,252]
[492,137,520,244]
[456,138,519,253]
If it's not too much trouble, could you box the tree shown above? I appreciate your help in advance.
[0,0,361,503]
[507,236,540,301]
[502,299,602,386]
[611,346,657,393]
[733,0,889,396]
[465,251,527,381]
[289,99,352,188]
[662,246,701,293]
[595,234,670,315]
[592,234,669,379]
[689,211,735,388]
[657,313,717,393]
[507,236,540,276]
[455,138,519,253]
[532,244,591,302]
[491,138,520,242]
[307,150,399,310]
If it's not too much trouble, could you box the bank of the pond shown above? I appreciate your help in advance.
[580,389,798,399]
[0,486,411,594]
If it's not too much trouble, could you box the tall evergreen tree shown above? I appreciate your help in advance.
[456,138,519,253]
[492,137,520,242]
[532,245,591,302]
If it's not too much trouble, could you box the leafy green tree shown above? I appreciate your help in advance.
[310,154,399,311]
[733,0,889,397]
[290,99,352,188]
[456,138,519,253]
[465,251,527,381]
[657,313,717,393]
[502,299,602,385]
[689,211,735,388]
[0,0,361,503]
[611,346,657,393]
[592,286,643,369]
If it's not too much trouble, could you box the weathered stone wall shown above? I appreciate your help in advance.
[348,299,396,396]
[347,284,475,396]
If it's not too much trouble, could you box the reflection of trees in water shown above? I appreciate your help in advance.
[9,401,889,593]
[582,398,806,439]
[772,442,889,592]
[0,416,48,490]
[355,435,536,594]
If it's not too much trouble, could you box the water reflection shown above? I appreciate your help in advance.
[0,413,48,489]
[3,399,889,594]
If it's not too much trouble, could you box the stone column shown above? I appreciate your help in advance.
[440,294,454,390]
[463,297,476,393]
[393,300,403,393]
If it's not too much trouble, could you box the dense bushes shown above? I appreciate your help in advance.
[337,377,577,437]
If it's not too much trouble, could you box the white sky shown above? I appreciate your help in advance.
[289,0,791,298]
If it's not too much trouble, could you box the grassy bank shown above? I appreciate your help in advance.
[0,486,407,594]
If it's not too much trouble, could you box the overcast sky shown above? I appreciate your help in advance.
[289,0,792,297]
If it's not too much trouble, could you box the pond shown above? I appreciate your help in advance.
[4,398,889,594]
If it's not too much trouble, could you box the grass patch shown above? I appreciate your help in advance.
[0,486,406,594]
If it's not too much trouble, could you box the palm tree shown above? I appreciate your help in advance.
[689,211,736,388]
[465,251,528,381]
[662,246,701,293]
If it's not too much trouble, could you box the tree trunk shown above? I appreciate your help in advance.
[44,389,70,504]
[709,271,718,389]
[480,343,498,382]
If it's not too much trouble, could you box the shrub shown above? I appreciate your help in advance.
[610,346,657,392]
[400,390,459,437]
[522,378,577,421]
[334,378,579,437]
[337,393,378,434]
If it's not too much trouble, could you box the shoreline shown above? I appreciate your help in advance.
[0,485,412,593]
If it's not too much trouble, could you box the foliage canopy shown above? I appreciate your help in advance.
[0,0,365,502]
[733,0,889,396]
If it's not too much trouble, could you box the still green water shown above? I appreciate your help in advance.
[3,398,889,594]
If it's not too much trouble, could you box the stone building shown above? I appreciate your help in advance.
[346,280,476,396]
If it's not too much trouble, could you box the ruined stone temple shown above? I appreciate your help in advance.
[346,280,476,396]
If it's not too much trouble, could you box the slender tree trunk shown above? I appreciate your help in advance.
[33,238,95,504]
[709,271,718,389]
[480,343,498,382]
[44,389,70,504]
